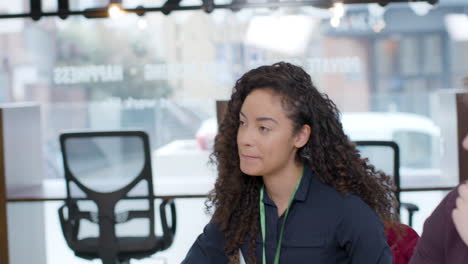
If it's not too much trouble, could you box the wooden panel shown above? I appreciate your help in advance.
[0,110,9,264]
[457,93,468,183]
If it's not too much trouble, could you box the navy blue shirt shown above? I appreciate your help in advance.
[182,167,392,264]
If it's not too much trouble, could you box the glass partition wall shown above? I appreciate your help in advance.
[2,0,468,263]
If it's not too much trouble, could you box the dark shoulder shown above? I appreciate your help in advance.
[309,177,379,221]
[203,220,224,236]
[439,187,459,214]
[310,176,372,211]
[342,193,380,219]
[424,187,459,227]
[309,176,346,203]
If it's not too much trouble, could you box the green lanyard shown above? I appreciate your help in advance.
[259,168,304,264]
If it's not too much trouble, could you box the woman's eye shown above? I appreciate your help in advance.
[239,120,245,126]
[260,126,270,132]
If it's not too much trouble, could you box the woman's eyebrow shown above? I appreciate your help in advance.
[256,117,278,124]
[240,111,278,124]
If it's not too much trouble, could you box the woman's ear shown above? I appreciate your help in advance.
[294,124,311,148]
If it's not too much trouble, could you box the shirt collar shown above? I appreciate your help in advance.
[262,165,312,206]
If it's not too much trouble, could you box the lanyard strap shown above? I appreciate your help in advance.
[260,167,304,264]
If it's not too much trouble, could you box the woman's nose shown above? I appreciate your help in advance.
[237,127,254,147]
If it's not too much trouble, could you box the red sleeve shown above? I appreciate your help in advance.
[386,223,419,264]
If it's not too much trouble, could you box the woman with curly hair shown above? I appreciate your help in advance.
[182,62,397,264]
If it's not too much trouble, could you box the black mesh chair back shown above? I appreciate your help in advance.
[355,141,419,226]
[58,131,176,264]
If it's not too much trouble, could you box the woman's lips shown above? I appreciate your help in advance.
[240,154,260,160]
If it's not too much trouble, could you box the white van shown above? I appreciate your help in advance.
[341,112,441,187]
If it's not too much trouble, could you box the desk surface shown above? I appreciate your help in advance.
[7,178,214,202]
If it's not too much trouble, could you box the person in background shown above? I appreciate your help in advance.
[408,81,468,264]
[182,62,397,264]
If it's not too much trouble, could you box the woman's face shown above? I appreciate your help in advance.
[237,88,309,176]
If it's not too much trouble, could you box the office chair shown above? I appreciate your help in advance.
[58,131,176,264]
[356,141,421,264]
[355,141,419,227]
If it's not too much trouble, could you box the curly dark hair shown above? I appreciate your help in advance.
[207,62,399,263]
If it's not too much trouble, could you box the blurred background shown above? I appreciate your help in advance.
[1,0,468,263]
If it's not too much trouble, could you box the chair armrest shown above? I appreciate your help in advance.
[401,202,419,213]
[401,202,419,227]
[159,199,177,250]
[58,203,81,246]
